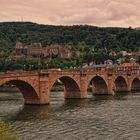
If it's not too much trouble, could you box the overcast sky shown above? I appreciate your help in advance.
[0,0,140,27]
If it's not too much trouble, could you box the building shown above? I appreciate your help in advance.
[27,43,42,57]
[43,45,72,58]
[14,42,72,58]
[15,41,27,55]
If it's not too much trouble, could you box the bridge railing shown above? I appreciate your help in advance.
[106,65,140,75]
[83,65,140,75]
[0,65,140,77]
[0,70,39,77]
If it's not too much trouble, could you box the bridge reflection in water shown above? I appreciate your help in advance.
[0,65,140,105]
[1,91,140,140]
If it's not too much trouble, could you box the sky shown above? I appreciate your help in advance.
[0,0,140,27]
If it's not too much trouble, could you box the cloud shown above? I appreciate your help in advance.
[0,0,140,27]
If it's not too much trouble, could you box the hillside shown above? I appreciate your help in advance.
[0,22,140,53]
[0,22,140,71]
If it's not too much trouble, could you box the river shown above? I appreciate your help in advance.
[0,92,140,140]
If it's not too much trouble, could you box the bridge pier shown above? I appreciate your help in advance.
[24,80,50,105]
[24,98,41,105]
[107,77,114,95]
[38,78,50,104]
[79,76,88,98]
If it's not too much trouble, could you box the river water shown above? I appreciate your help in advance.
[0,92,140,140]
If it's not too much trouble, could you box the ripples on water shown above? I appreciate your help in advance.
[0,92,140,140]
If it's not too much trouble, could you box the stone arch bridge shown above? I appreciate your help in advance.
[0,68,140,105]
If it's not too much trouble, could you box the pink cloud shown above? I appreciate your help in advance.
[0,0,140,27]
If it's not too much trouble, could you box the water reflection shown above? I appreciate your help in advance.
[11,99,91,122]
[0,91,140,140]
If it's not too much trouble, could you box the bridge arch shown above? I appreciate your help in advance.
[131,77,140,91]
[113,76,129,92]
[50,76,81,99]
[0,79,39,104]
[88,76,108,94]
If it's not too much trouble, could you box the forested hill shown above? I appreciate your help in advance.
[0,22,140,53]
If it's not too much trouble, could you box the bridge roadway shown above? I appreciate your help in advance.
[0,68,140,105]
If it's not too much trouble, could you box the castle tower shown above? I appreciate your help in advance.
[15,41,24,55]
[16,41,23,49]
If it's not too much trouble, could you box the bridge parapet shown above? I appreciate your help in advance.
[40,70,80,77]
[0,71,39,78]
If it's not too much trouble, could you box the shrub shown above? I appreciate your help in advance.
[0,118,18,140]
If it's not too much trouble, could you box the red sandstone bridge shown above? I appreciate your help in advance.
[0,66,140,105]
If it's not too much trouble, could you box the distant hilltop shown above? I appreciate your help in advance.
[0,22,140,70]
[0,22,140,52]
[0,21,140,64]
